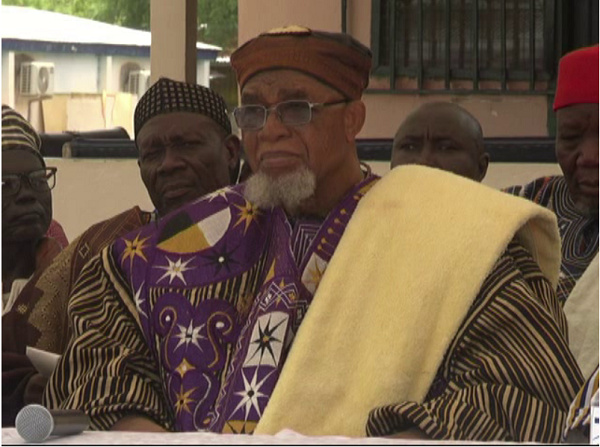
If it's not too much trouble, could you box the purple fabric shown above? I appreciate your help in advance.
[112,175,379,432]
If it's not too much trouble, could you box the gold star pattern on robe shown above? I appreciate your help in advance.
[264,259,276,284]
[175,358,196,378]
[222,420,257,434]
[174,385,197,415]
[233,200,260,234]
[121,233,150,268]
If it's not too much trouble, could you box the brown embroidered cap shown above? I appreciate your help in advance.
[231,26,372,100]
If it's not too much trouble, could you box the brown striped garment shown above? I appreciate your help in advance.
[504,176,599,305]
[366,240,583,442]
[2,207,152,427]
[44,236,582,442]
[45,245,174,431]
[3,206,153,356]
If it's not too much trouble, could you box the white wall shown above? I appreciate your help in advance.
[2,51,213,104]
[2,52,10,103]
[110,55,151,92]
[49,157,153,241]
[22,52,99,94]
[196,59,210,87]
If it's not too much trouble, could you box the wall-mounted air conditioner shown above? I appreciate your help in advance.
[20,62,55,96]
[127,70,151,97]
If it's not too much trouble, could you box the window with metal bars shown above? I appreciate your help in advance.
[370,0,557,93]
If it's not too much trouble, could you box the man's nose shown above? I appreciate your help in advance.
[417,144,438,168]
[577,136,599,167]
[157,147,186,174]
[14,180,37,202]
[258,109,291,141]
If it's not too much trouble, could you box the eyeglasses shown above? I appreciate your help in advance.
[233,99,350,131]
[2,167,58,197]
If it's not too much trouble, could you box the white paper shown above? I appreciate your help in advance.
[25,346,61,378]
[591,406,600,444]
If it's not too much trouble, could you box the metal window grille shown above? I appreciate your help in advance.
[370,0,557,94]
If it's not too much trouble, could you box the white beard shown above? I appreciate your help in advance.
[243,167,316,215]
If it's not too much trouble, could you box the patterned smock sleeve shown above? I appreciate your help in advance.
[502,176,555,203]
[366,240,583,442]
[43,245,174,430]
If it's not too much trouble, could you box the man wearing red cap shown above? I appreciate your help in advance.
[506,45,598,380]
[507,45,598,305]
[45,27,581,443]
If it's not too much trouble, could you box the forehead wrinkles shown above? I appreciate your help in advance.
[140,114,219,141]
[558,111,598,129]
[2,150,44,172]
[398,114,461,138]
[242,70,338,103]
[397,116,481,155]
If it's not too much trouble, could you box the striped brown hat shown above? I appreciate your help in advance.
[231,26,372,100]
[2,105,45,166]
[134,77,232,139]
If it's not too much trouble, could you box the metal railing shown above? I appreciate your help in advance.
[369,0,557,94]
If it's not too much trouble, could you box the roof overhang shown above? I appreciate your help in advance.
[2,38,219,60]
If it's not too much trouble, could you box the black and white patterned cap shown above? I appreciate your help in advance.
[2,105,45,166]
[134,77,232,139]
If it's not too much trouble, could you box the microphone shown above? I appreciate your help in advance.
[15,404,90,443]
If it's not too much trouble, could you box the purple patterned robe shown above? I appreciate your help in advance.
[111,175,379,432]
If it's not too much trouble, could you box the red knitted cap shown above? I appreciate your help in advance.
[231,26,372,100]
[553,45,599,111]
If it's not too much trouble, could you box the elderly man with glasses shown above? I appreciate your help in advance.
[2,105,62,426]
[45,27,581,442]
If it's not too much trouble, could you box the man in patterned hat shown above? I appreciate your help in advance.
[45,27,580,443]
[2,80,239,424]
[2,105,63,426]
[135,77,241,216]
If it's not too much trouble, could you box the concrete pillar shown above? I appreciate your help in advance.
[105,55,113,92]
[7,51,16,107]
[197,60,210,87]
[150,0,197,84]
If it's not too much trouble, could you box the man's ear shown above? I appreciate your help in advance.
[343,100,366,143]
[224,134,241,171]
[478,152,490,181]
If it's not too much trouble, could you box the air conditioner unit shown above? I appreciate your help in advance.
[127,70,151,97]
[20,62,55,96]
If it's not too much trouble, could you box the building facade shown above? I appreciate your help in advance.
[1,5,220,135]
[238,0,598,138]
